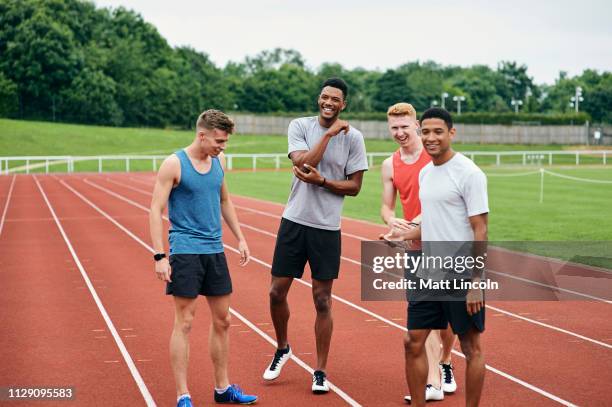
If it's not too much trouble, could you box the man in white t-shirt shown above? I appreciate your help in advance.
[384,107,488,407]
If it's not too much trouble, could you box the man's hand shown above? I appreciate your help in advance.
[326,120,350,137]
[155,257,172,282]
[238,239,250,266]
[466,286,484,315]
[293,164,325,186]
[387,216,414,230]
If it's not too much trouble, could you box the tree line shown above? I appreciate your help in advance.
[0,0,610,128]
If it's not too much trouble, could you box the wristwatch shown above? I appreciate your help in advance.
[153,253,166,261]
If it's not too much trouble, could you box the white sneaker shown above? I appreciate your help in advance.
[439,363,457,393]
[312,370,329,393]
[404,385,444,403]
[263,346,292,380]
[425,384,444,401]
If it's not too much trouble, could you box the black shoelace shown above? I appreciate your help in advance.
[314,371,326,386]
[441,364,453,383]
[270,349,287,370]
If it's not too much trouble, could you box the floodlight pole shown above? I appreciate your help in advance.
[441,92,449,109]
[453,95,465,115]
[570,86,584,113]
[511,99,523,113]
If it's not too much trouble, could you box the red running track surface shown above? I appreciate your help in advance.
[0,173,610,407]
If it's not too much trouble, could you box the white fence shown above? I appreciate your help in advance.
[0,151,610,174]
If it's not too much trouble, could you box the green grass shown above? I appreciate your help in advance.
[1,118,570,157]
[225,167,612,267]
[2,119,611,265]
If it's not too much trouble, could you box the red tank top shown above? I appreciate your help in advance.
[391,148,431,221]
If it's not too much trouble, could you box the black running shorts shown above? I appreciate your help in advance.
[407,299,485,335]
[271,218,341,280]
[166,253,232,297]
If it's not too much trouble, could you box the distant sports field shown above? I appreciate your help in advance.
[2,119,611,250]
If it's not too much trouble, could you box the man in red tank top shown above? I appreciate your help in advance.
[380,103,458,402]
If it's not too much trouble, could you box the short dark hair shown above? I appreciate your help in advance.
[321,77,348,99]
[420,107,453,130]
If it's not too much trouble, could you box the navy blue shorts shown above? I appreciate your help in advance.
[167,253,232,298]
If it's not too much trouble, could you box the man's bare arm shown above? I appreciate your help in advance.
[149,156,178,282]
[293,165,364,197]
[289,120,349,169]
[466,212,488,315]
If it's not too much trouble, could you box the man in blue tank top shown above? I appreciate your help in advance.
[149,109,257,407]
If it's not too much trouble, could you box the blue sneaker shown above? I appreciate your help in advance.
[214,384,258,404]
[177,394,193,407]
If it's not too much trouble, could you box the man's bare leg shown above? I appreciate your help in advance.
[425,331,442,388]
[440,325,456,364]
[458,327,485,407]
[170,296,198,398]
[312,278,334,371]
[269,276,294,349]
[404,329,431,407]
[207,294,232,388]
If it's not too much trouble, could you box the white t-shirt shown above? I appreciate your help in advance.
[419,153,489,242]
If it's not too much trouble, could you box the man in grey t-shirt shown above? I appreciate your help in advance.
[262,78,368,393]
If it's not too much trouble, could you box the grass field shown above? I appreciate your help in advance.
[226,167,612,267]
[2,119,611,265]
[1,118,569,156]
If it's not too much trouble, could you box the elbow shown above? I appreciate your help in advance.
[348,184,362,197]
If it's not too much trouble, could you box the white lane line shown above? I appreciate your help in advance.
[0,175,17,237]
[103,176,371,241]
[102,177,610,302]
[77,176,612,349]
[212,212,612,348]
[60,176,362,407]
[34,176,156,407]
[83,176,578,407]
[486,305,611,349]
[102,176,364,266]
[231,307,362,407]
[486,269,612,303]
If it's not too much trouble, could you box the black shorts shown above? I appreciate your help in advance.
[271,218,341,280]
[407,300,485,336]
[166,253,232,298]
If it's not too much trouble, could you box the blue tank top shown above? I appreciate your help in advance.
[168,150,224,254]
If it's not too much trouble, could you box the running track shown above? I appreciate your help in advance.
[0,173,610,406]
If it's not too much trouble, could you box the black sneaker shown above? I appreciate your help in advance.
[312,370,329,393]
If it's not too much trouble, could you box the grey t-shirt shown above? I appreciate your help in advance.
[282,116,368,230]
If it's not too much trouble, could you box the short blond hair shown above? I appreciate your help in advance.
[386,103,417,119]
[196,109,234,133]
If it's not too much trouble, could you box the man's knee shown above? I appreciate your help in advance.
[313,292,332,314]
[459,332,482,362]
[175,313,195,335]
[404,333,426,357]
[212,312,231,331]
[269,284,289,305]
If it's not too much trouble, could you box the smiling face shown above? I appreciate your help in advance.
[318,86,346,121]
[388,115,420,149]
[198,127,229,157]
[420,117,455,159]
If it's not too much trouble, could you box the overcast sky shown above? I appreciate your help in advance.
[93,0,611,84]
